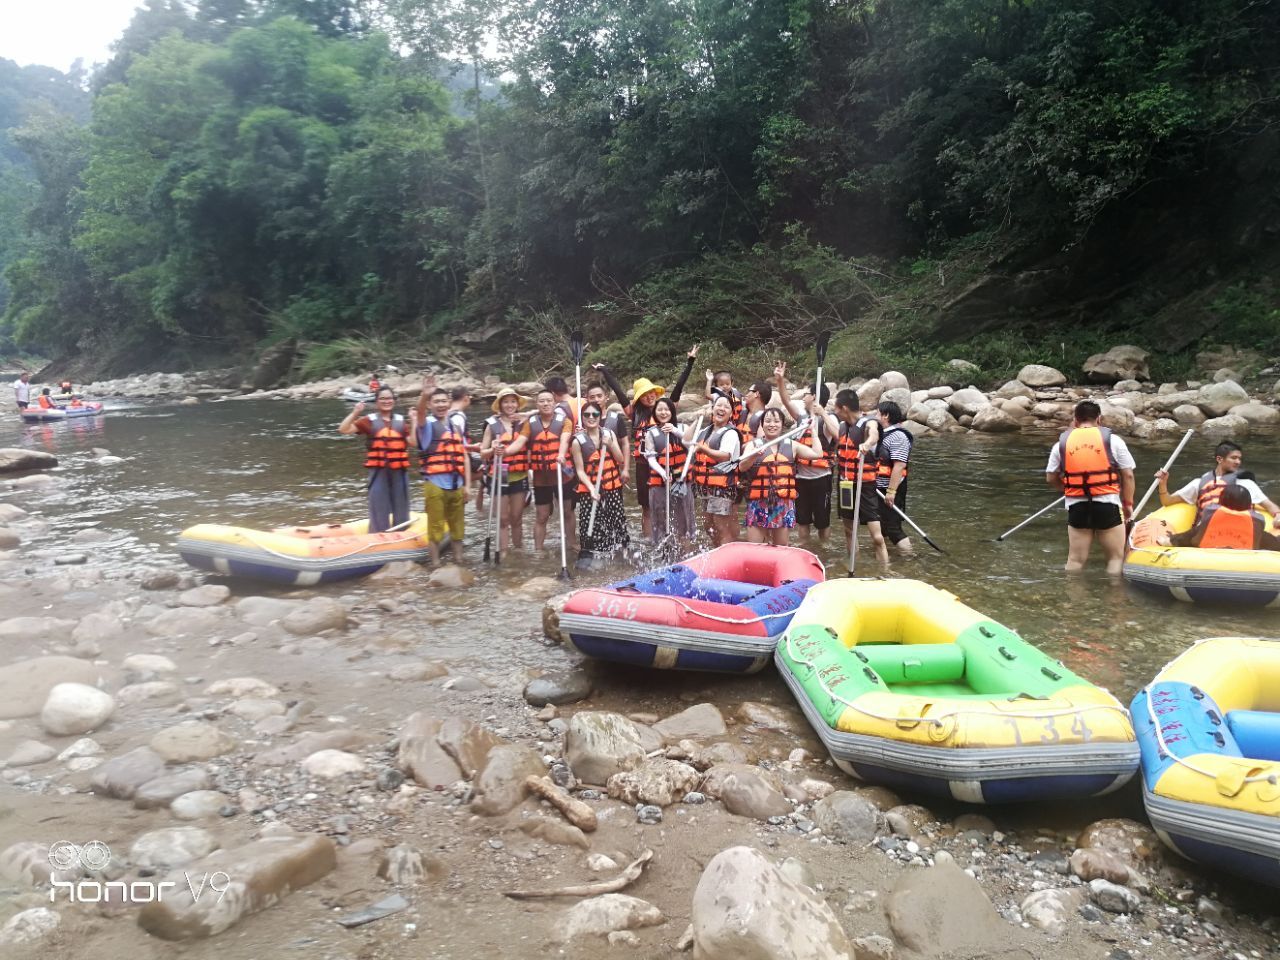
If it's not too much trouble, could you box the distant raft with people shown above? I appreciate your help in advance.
[1131,637,1280,887]
[177,514,431,586]
[1124,502,1280,606]
[556,542,825,673]
[20,401,104,422]
[775,579,1139,804]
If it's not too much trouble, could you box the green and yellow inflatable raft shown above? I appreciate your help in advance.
[775,579,1138,803]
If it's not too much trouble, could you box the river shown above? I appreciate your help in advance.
[5,396,1278,700]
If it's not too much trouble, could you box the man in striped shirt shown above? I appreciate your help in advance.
[876,400,915,556]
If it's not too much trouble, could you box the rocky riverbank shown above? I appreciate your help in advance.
[0,508,1277,957]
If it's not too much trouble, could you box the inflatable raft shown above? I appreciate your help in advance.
[557,543,825,673]
[1132,637,1280,886]
[21,402,104,422]
[776,579,1138,803]
[341,387,375,403]
[1125,503,1280,606]
[177,514,430,585]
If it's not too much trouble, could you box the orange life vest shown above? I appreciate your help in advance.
[692,425,738,491]
[1195,471,1238,512]
[486,415,529,474]
[837,418,878,484]
[369,379,380,392]
[527,412,570,474]
[745,441,797,501]
[737,409,764,446]
[37,395,54,409]
[1057,426,1119,498]
[555,398,580,427]
[419,414,468,478]
[1192,504,1263,550]
[364,414,410,470]
[575,430,622,494]
[795,417,833,472]
[644,425,688,487]
[876,425,914,484]
[60,381,72,392]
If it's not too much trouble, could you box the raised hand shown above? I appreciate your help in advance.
[774,361,787,382]
[687,344,700,359]
[352,401,366,416]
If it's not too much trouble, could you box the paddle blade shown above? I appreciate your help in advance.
[570,330,585,364]
[815,331,831,364]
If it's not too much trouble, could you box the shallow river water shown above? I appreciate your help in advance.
[4,397,1278,702]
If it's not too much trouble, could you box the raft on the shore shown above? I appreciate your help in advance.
[341,387,375,403]
[775,579,1139,804]
[557,542,825,673]
[177,514,430,585]
[1132,637,1280,887]
[20,402,104,422]
[1124,503,1280,606]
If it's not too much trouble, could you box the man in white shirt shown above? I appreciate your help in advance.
[1045,401,1136,575]
[1155,441,1280,531]
[12,372,30,410]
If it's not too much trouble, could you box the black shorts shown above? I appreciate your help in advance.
[634,460,650,509]
[1067,501,1122,531]
[16,401,28,409]
[837,481,880,525]
[878,483,909,544]
[500,476,529,497]
[533,481,576,507]
[795,475,832,530]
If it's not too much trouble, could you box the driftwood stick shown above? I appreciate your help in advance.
[523,775,598,832]
[503,849,654,900]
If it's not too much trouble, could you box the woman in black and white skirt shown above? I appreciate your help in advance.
[570,402,629,559]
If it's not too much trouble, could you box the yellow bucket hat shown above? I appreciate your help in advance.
[491,387,528,413]
[631,377,665,404]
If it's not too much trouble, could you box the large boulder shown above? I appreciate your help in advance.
[947,388,989,418]
[0,449,57,474]
[1196,380,1249,417]
[691,846,850,960]
[880,387,912,413]
[1228,402,1280,426]
[1083,345,1150,383]
[1098,401,1136,434]
[970,406,1021,434]
[1201,413,1250,440]
[855,379,883,408]
[564,712,645,785]
[878,371,910,392]
[1171,404,1205,427]
[1017,364,1067,387]
[0,656,113,720]
[887,859,1011,956]
[993,380,1034,400]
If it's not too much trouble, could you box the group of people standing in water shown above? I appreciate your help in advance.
[338,346,921,566]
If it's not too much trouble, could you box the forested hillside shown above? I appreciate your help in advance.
[3,0,1280,383]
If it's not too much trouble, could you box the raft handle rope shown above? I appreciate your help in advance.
[572,588,806,624]
[780,632,1130,727]
[235,524,425,563]
[1142,635,1280,784]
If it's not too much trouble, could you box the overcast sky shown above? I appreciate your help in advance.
[0,0,140,73]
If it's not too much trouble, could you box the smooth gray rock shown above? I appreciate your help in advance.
[565,712,645,785]
[523,669,592,706]
[812,791,880,844]
[0,448,57,474]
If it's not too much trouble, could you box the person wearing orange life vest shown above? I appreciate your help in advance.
[1162,483,1280,550]
[819,388,889,565]
[738,407,826,546]
[368,374,381,393]
[570,402,629,559]
[592,344,699,539]
[36,388,57,410]
[411,386,470,564]
[339,386,411,533]
[704,369,747,427]
[481,388,531,554]
[687,394,742,546]
[1045,400,1137,575]
[59,379,74,396]
[643,397,696,543]
[773,361,837,541]
[1154,441,1280,529]
[584,380,631,482]
[522,388,577,552]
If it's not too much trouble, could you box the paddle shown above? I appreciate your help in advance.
[482,455,496,562]
[875,489,946,554]
[493,451,505,566]
[1131,428,1196,523]
[848,451,864,576]
[814,330,831,402]
[664,442,672,541]
[555,459,571,580]
[670,414,702,499]
[713,423,809,474]
[994,496,1066,542]
[571,330,585,420]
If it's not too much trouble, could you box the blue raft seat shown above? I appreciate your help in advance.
[1225,709,1280,762]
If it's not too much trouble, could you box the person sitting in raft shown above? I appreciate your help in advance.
[368,373,381,393]
[59,379,74,396]
[688,394,741,546]
[481,388,531,554]
[338,387,411,533]
[1045,400,1136,575]
[523,388,577,553]
[570,402,629,559]
[36,388,58,410]
[1154,441,1280,533]
[737,407,826,547]
[593,344,699,540]
[644,397,696,545]
[1158,483,1280,551]
[411,385,470,565]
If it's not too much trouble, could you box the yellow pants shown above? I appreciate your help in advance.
[423,483,466,543]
